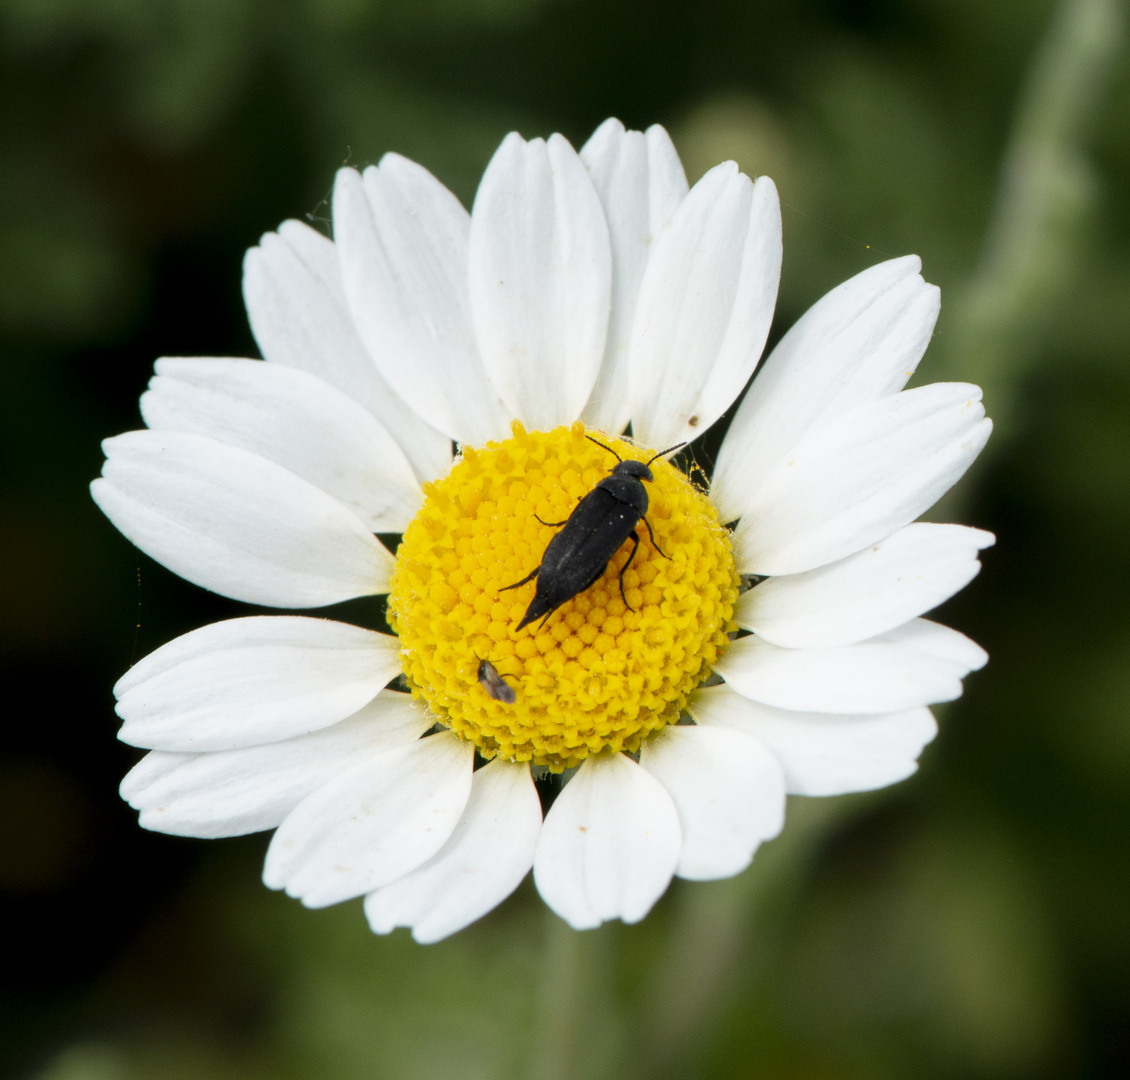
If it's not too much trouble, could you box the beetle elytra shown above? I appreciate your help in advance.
[501,437,684,631]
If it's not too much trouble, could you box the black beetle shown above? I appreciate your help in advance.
[476,657,517,704]
[501,436,684,631]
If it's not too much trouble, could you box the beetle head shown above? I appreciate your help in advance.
[613,458,654,482]
[586,434,685,483]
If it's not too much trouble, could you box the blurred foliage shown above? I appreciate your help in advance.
[1,0,1128,1077]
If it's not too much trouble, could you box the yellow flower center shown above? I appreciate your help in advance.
[388,421,738,771]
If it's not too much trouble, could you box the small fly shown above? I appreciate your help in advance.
[501,436,684,631]
[476,657,517,704]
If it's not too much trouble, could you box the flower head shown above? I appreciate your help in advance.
[93,118,992,942]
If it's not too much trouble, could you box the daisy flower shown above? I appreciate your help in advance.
[92,118,993,943]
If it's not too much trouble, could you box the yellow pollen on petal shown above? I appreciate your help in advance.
[388,420,738,771]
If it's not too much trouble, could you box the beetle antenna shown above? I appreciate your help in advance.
[585,434,622,461]
[646,442,687,465]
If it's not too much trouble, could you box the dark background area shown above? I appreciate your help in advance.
[1,0,1128,1077]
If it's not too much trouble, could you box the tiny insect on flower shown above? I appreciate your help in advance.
[501,436,685,630]
[477,658,517,704]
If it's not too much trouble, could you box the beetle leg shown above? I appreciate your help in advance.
[641,514,670,560]
[500,566,540,592]
[618,532,641,611]
[535,515,570,527]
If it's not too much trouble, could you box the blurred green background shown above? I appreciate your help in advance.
[1,0,1128,1077]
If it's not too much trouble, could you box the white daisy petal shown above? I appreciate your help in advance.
[118,748,189,795]
[120,694,433,837]
[364,758,542,944]
[689,683,938,796]
[629,163,781,449]
[469,131,612,430]
[114,616,401,752]
[263,731,474,909]
[141,358,422,533]
[333,161,512,445]
[712,256,939,522]
[733,383,993,576]
[639,724,785,881]
[533,753,681,930]
[883,616,989,670]
[579,119,688,435]
[92,430,394,607]
[242,219,452,482]
[714,617,987,714]
[737,523,996,648]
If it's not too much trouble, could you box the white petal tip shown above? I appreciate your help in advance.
[676,852,754,883]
